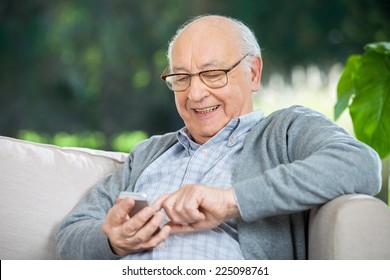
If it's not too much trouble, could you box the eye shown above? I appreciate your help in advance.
[201,71,225,81]
[173,75,190,83]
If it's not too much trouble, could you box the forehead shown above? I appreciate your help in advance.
[171,18,240,68]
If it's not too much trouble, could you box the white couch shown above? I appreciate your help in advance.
[1,136,389,260]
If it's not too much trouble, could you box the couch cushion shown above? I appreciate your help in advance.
[0,136,127,259]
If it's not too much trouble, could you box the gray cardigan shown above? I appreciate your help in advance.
[56,106,381,259]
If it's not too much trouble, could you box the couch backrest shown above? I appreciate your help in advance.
[0,136,127,259]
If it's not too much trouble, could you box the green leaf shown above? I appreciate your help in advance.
[364,42,390,56]
[349,51,390,158]
[334,55,361,120]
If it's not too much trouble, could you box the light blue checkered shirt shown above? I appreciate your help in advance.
[121,110,263,260]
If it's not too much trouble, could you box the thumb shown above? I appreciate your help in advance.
[117,197,135,219]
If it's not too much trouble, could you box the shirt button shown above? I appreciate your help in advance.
[201,149,208,155]
[229,137,235,144]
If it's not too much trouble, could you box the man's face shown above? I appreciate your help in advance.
[170,19,261,144]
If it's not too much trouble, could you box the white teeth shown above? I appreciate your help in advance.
[195,105,219,114]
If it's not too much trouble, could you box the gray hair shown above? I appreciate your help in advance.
[167,15,261,71]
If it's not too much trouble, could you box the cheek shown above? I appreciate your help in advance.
[219,90,247,116]
[174,95,189,117]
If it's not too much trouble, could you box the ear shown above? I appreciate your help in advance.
[250,56,262,92]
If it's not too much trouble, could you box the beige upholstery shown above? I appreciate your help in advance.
[0,136,127,259]
[0,136,389,260]
[308,194,390,259]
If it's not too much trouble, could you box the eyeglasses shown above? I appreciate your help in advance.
[161,54,249,92]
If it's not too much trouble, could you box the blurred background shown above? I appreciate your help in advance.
[0,0,389,152]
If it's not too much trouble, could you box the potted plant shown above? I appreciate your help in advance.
[334,41,390,204]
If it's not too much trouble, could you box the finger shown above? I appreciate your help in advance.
[119,197,137,216]
[139,224,171,250]
[122,206,155,236]
[151,194,169,212]
[173,206,204,225]
[107,198,135,226]
[170,191,205,224]
[105,208,160,256]
[181,203,206,222]
[128,211,165,243]
[154,191,201,226]
[160,195,188,226]
[120,213,170,254]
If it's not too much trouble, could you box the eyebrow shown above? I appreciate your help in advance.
[172,59,223,73]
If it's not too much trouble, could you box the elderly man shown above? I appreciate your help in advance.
[56,15,381,259]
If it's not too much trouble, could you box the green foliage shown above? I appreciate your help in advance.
[18,130,51,144]
[335,42,390,159]
[1,0,389,140]
[52,131,106,149]
[17,130,147,152]
[111,131,149,152]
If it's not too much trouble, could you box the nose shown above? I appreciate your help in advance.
[186,76,209,101]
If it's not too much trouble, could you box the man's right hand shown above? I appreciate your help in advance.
[102,197,171,256]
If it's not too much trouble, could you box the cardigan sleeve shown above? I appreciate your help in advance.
[233,106,382,222]
[55,159,131,259]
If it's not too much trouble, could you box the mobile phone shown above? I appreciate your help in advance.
[119,192,150,217]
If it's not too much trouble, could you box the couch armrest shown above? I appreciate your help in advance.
[308,194,390,259]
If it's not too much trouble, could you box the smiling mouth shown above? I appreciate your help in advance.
[194,105,220,114]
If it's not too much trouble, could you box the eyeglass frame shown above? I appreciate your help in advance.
[160,54,250,92]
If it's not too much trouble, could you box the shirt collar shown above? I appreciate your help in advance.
[177,110,264,151]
